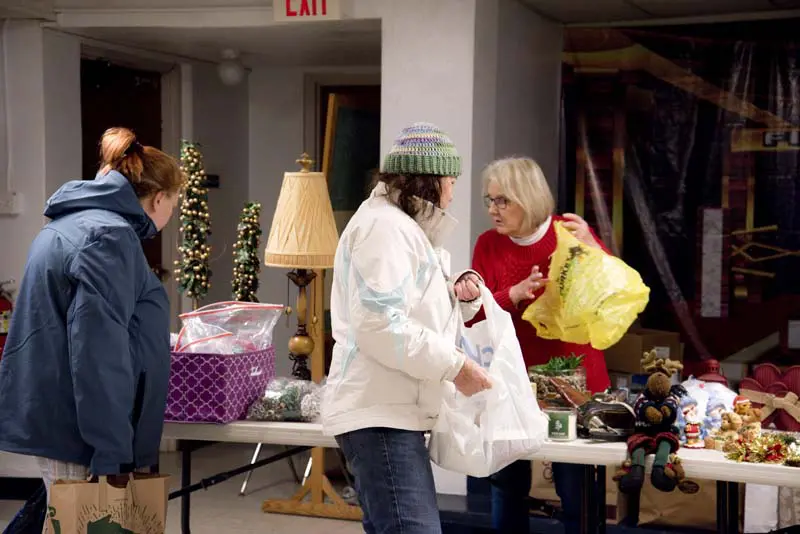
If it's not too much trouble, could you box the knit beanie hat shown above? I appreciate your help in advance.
[382,122,462,177]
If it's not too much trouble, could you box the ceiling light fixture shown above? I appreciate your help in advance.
[217,49,245,86]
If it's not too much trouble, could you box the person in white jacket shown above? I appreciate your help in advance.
[323,122,491,534]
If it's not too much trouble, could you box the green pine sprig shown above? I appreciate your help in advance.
[528,352,585,376]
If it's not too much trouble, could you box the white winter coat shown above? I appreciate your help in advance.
[322,182,481,436]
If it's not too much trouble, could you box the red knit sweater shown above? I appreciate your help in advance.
[470,215,612,394]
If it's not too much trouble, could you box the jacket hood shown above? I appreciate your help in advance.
[44,170,157,239]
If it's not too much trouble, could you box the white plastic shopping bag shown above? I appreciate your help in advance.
[429,286,548,478]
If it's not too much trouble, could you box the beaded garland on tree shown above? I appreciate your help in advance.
[231,202,262,302]
[174,141,212,304]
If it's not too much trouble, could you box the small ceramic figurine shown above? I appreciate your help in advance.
[683,421,705,448]
[706,411,743,451]
[720,411,746,453]
[678,396,706,445]
[703,399,726,434]
[680,396,700,423]
[733,395,762,427]
[739,422,761,442]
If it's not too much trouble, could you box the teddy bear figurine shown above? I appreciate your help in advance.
[704,410,743,450]
[739,422,761,443]
[616,350,686,494]
[733,395,762,427]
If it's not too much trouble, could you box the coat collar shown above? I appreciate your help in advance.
[371,181,458,248]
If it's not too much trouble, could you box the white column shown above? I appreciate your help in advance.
[381,0,562,267]
[470,0,563,243]
[0,22,82,480]
[0,24,82,284]
[380,0,479,273]
[0,22,49,284]
[493,0,563,195]
[43,29,82,198]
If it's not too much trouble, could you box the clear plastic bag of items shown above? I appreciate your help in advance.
[174,301,283,354]
[247,377,323,422]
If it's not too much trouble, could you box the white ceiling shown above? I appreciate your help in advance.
[521,0,800,24]
[4,0,800,23]
[72,20,381,66]
[0,0,54,20]
[2,0,799,67]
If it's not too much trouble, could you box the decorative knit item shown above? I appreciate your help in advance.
[382,122,462,177]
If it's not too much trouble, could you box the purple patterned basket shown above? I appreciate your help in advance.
[165,346,275,424]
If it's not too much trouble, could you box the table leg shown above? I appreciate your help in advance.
[717,480,739,534]
[624,489,641,528]
[727,482,739,534]
[181,441,192,534]
[580,465,598,534]
[596,465,606,534]
[239,443,262,496]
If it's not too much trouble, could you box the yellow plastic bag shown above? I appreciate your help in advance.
[521,222,650,350]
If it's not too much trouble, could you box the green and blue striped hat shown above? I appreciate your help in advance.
[382,122,461,177]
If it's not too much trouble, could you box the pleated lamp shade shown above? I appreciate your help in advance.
[264,154,339,269]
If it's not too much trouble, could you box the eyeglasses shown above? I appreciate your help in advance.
[483,195,509,209]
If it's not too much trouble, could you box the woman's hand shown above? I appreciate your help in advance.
[453,358,492,397]
[509,265,548,307]
[562,213,601,248]
[454,273,481,302]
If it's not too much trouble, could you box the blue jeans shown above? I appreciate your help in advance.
[336,428,441,534]
[491,460,585,534]
[2,483,46,534]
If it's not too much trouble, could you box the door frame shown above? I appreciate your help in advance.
[81,43,186,329]
[302,69,381,166]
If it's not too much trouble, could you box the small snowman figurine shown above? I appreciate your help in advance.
[703,398,726,435]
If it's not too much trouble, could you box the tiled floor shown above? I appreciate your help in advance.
[0,443,363,534]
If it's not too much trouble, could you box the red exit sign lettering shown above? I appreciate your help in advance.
[275,0,342,22]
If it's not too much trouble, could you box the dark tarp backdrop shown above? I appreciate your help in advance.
[561,23,800,367]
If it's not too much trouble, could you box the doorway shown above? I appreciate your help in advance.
[317,84,380,368]
[80,58,164,276]
[319,84,381,224]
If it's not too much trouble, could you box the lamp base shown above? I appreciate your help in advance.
[286,268,317,382]
[289,353,312,381]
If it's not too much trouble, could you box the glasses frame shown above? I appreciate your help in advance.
[483,195,509,209]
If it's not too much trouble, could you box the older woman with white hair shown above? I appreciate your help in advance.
[467,156,611,534]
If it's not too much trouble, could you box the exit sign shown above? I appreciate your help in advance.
[274,0,342,22]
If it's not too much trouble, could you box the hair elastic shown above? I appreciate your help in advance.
[125,140,144,157]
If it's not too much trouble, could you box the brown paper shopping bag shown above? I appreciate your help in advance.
[616,478,729,530]
[47,474,170,534]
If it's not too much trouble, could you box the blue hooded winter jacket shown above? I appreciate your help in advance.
[0,170,171,475]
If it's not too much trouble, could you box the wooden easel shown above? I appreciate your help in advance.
[261,271,362,520]
[261,94,363,521]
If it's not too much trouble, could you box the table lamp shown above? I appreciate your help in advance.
[264,153,339,381]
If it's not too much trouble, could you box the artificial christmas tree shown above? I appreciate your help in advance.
[232,202,263,302]
[174,140,212,307]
